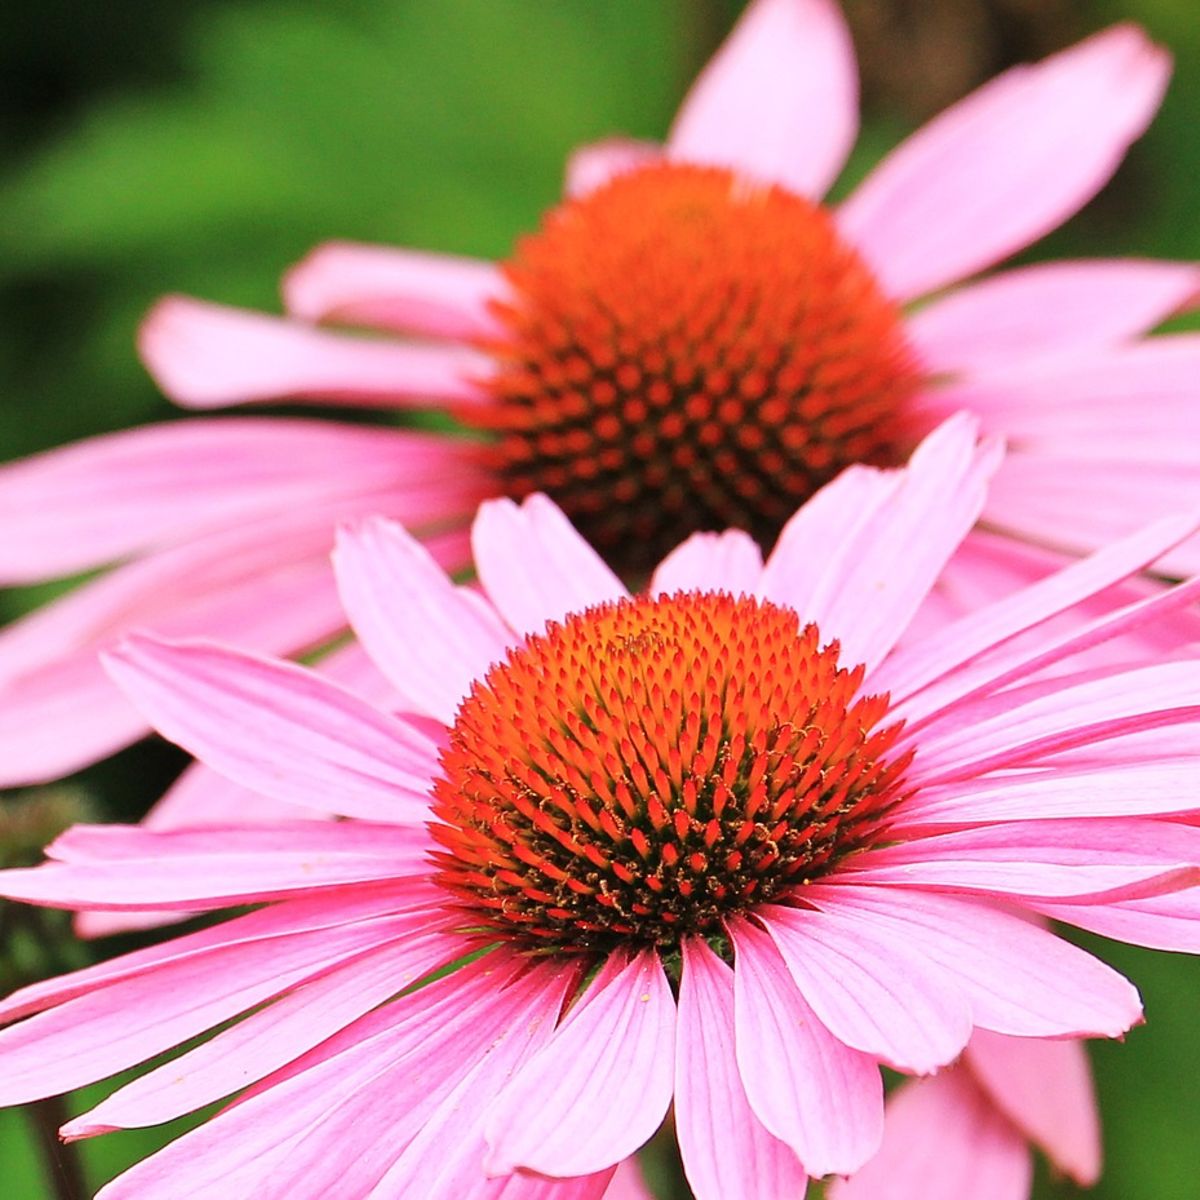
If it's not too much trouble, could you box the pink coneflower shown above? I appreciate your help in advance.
[1,0,1196,787]
[2,419,1200,1198]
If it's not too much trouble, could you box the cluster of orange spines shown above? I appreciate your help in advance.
[430,591,910,954]
[465,163,921,570]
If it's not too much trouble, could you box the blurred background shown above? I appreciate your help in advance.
[0,0,1198,1194]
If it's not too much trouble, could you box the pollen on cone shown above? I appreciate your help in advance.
[467,163,922,570]
[431,591,910,953]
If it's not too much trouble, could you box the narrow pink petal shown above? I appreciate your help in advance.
[140,295,491,410]
[0,906,432,1105]
[730,918,882,1177]
[0,886,424,1023]
[650,530,764,598]
[0,418,462,584]
[873,510,1200,706]
[675,939,808,1200]
[93,952,535,1199]
[486,1171,617,1200]
[103,635,441,822]
[472,494,627,637]
[485,950,676,1177]
[907,259,1200,374]
[759,904,971,1073]
[668,0,858,198]
[804,883,1142,1038]
[0,823,436,910]
[840,24,1170,299]
[282,241,505,340]
[965,1030,1101,1185]
[334,516,513,724]
[601,1159,656,1200]
[565,138,663,198]
[760,415,1001,672]
[827,1069,1032,1200]
[1036,886,1200,954]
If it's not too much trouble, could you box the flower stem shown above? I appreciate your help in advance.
[25,1093,88,1200]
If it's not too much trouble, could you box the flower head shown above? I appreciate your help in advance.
[2,420,1200,1197]
[1,1,1197,788]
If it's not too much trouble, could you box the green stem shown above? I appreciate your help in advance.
[24,1093,88,1200]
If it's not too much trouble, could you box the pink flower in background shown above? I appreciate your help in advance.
[3,420,1200,1197]
[1,0,1196,787]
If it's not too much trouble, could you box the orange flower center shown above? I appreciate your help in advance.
[431,591,910,954]
[466,163,921,572]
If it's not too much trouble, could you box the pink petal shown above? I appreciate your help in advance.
[675,939,808,1200]
[668,0,858,198]
[0,903,434,1105]
[908,259,1200,374]
[333,516,514,724]
[565,138,663,198]
[0,418,468,584]
[650,530,764,598]
[760,415,1001,672]
[839,24,1170,299]
[472,494,627,637]
[730,918,882,1177]
[282,241,505,340]
[826,1068,1032,1200]
[485,950,676,1178]
[804,883,1142,1038]
[0,823,436,910]
[140,295,491,410]
[758,903,971,1074]
[1036,886,1200,954]
[965,1030,1101,1185]
[103,635,441,823]
[601,1159,656,1200]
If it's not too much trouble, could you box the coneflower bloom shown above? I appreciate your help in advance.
[2,0,1196,787]
[2,420,1200,1198]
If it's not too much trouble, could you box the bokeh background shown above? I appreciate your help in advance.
[1,0,1198,1195]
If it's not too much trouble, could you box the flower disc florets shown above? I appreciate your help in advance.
[468,163,921,570]
[431,592,910,954]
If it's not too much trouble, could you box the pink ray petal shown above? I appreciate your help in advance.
[103,635,442,823]
[600,1159,656,1200]
[839,24,1170,299]
[908,259,1200,374]
[760,414,1001,671]
[334,516,514,724]
[565,138,663,198]
[676,939,808,1200]
[472,494,627,637]
[650,530,764,598]
[1035,886,1200,954]
[804,883,1142,1037]
[668,0,858,199]
[0,418,471,584]
[758,903,971,1074]
[485,950,676,1178]
[730,918,882,1177]
[140,295,491,410]
[282,241,506,340]
[826,1068,1032,1200]
[965,1031,1101,1186]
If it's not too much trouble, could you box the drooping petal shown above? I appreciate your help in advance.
[907,259,1200,374]
[804,884,1142,1038]
[826,1069,1032,1200]
[1035,886,1200,954]
[760,414,1001,672]
[839,24,1170,299]
[600,1160,655,1200]
[565,138,662,198]
[675,939,808,1200]
[334,516,514,724]
[730,918,882,1177]
[650,530,764,598]
[103,635,442,823]
[282,241,505,340]
[485,950,676,1178]
[472,494,626,637]
[668,0,858,199]
[965,1030,1101,1186]
[758,904,971,1074]
[140,296,491,410]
